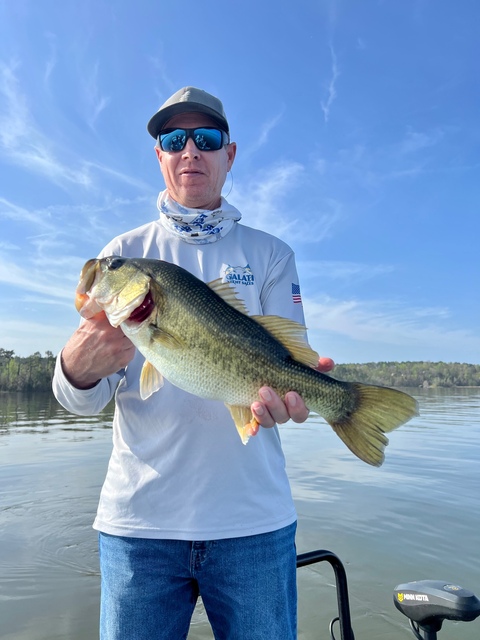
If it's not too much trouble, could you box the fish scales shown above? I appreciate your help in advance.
[146,264,293,405]
[75,256,419,466]
[145,262,352,414]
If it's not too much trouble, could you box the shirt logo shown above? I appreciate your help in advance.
[224,264,255,286]
[292,283,302,304]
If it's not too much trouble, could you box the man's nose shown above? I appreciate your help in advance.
[181,137,200,159]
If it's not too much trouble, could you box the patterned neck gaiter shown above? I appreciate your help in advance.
[156,190,242,244]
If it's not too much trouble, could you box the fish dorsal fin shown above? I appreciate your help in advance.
[139,360,164,400]
[252,315,319,368]
[208,279,249,315]
[225,404,257,445]
[208,278,318,367]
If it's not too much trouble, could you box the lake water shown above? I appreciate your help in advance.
[1,389,479,640]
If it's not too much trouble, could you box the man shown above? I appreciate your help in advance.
[53,87,333,640]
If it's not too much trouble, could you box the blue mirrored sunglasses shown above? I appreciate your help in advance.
[158,127,229,152]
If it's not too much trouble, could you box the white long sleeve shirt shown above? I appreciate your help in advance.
[53,216,306,540]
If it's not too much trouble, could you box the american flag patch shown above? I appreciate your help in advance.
[292,283,302,304]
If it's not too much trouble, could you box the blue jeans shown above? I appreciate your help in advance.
[99,522,297,640]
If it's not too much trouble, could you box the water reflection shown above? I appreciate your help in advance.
[0,392,115,434]
[0,389,479,639]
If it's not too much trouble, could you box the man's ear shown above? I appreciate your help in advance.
[226,142,237,171]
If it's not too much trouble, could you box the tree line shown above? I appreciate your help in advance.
[0,348,479,393]
[0,349,56,392]
[332,361,480,388]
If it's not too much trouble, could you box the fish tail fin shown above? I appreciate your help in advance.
[323,383,418,467]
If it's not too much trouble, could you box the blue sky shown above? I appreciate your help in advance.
[0,0,479,363]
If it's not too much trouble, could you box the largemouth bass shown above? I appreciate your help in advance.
[75,256,418,466]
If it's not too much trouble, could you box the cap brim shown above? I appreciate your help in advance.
[147,102,229,139]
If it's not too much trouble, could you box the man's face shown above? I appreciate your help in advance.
[155,112,236,210]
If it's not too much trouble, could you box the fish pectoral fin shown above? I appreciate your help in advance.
[150,326,184,349]
[252,315,319,368]
[225,404,258,445]
[208,279,249,315]
[139,360,164,400]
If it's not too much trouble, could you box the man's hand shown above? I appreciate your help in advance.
[61,312,136,389]
[249,356,335,436]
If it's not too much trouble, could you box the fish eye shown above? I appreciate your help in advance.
[106,256,126,270]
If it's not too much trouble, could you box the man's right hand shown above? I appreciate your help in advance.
[61,312,136,389]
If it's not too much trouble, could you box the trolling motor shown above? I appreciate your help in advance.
[393,580,480,639]
[297,551,480,640]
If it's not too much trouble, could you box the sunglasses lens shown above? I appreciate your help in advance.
[159,130,187,152]
[193,128,223,151]
[159,128,225,152]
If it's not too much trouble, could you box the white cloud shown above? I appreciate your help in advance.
[399,126,444,154]
[298,260,395,282]
[231,161,343,242]
[0,196,54,229]
[321,44,340,123]
[243,110,285,157]
[232,161,321,240]
[0,256,73,301]
[0,60,93,187]
[303,294,480,355]
[44,32,57,84]
[0,240,20,251]
[231,160,303,233]
[0,59,26,147]
[85,161,152,191]
[83,61,110,129]
[324,128,448,190]
[148,53,178,97]
[0,194,153,259]
[0,60,154,195]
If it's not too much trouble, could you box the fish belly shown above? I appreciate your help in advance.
[135,335,263,406]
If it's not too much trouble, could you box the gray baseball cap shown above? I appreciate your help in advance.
[147,87,230,139]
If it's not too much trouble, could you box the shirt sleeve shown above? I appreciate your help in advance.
[52,353,122,416]
[260,250,306,326]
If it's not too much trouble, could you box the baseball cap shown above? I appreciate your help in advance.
[147,87,230,139]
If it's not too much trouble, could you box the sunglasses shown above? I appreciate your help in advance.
[157,127,229,152]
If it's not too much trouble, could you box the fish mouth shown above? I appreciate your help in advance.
[75,258,155,326]
[76,259,99,297]
[126,291,155,324]
[75,259,101,314]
